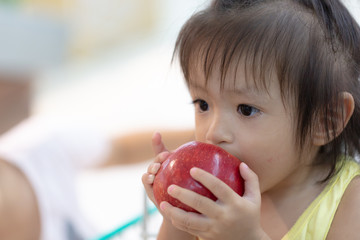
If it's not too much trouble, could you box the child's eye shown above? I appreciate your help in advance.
[192,99,209,112]
[237,104,260,117]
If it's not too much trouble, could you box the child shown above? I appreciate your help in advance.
[142,0,360,239]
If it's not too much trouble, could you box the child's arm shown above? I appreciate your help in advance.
[142,132,196,240]
[326,176,360,239]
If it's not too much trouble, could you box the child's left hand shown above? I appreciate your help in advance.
[159,162,269,240]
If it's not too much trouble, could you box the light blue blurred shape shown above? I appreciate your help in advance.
[0,6,69,73]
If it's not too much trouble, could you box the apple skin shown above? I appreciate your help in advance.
[153,141,244,213]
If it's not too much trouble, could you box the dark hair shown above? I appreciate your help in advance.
[173,0,360,181]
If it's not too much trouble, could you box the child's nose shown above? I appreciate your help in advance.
[205,113,234,145]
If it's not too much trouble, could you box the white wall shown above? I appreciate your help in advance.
[342,0,360,24]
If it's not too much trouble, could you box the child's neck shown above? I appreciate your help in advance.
[260,162,330,239]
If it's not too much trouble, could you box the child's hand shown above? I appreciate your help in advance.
[159,163,269,240]
[142,133,198,240]
[142,132,171,207]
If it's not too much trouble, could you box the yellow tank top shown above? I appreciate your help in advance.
[198,160,360,240]
[282,160,360,240]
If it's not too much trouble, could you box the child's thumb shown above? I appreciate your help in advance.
[239,162,261,205]
[152,132,168,155]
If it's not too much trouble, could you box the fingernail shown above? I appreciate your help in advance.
[190,167,198,176]
[151,163,160,173]
[242,162,249,169]
[167,185,175,194]
[147,174,155,183]
[160,202,166,211]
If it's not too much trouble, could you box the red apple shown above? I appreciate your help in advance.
[153,141,244,213]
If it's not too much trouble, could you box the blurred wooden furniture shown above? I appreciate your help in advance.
[104,129,195,166]
[0,75,31,135]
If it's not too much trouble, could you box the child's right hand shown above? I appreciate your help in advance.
[142,132,171,207]
[142,133,197,240]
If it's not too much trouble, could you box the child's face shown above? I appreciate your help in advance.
[188,65,319,193]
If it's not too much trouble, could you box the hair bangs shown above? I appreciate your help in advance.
[173,3,312,101]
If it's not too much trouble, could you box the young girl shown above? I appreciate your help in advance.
[142,0,360,239]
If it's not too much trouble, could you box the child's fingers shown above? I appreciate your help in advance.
[142,173,155,201]
[147,162,161,175]
[154,151,171,164]
[142,172,156,184]
[166,184,220,218]
[240,162,261,205]
[142,152,170,205]
[152,132,168,155]
[160,201,209,233]
[189,167,237,203]
[143,161,164,187]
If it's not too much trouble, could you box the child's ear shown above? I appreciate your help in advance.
[313,92,355,146]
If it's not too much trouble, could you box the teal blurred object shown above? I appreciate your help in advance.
[91,207,158,240]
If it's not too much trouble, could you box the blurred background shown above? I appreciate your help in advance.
[0,0,211,135]
[0,1,208,239]
[0,0,358,239]
[0,0,358,136]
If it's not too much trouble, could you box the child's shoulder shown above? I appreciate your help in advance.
[0,158,40,239]
[327,174,360,239]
